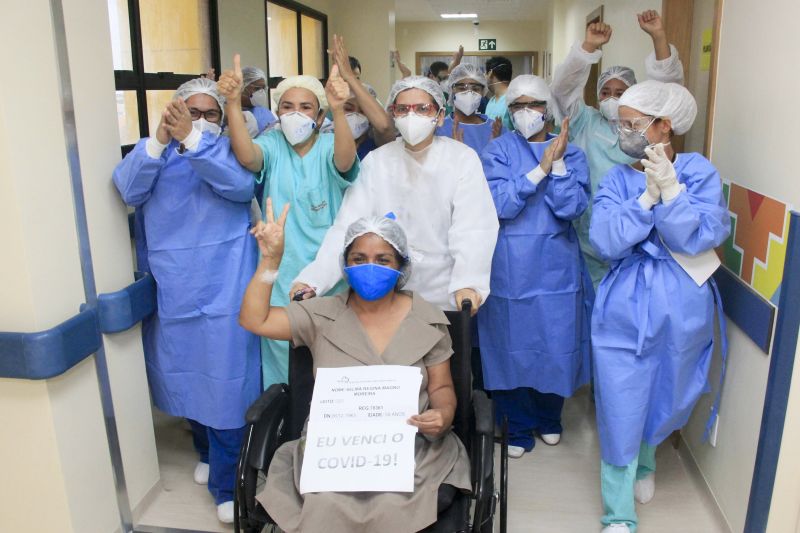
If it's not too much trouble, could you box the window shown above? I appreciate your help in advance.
[266,0,328,100]
[108,0,221,153]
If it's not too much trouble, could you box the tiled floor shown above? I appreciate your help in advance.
[136,387,730,532]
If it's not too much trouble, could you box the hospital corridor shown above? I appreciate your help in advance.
[2,1,799,533]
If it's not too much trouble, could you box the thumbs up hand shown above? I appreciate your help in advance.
[325,64,351,111]
[218,53,244,104]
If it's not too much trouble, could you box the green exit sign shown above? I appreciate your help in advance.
[479,38,497,51]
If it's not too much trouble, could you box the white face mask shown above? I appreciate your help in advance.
[512,109,546,139]
[599,96,620,122]
[453,91,482,116]
[249,88,268,108]
[192,118,221,137]
[280,111,317,145]
[395,112,438,146]
[345,112,370,139]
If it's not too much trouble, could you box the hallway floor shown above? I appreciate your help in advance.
[137,387,731,532]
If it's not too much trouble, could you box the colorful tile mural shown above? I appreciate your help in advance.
[717,181,793,307]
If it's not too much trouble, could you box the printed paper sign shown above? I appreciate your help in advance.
[300,365,422,493]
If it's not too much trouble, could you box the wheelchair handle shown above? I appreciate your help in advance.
[461,298,473,313]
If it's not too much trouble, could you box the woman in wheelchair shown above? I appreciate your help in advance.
[239,200,471,532]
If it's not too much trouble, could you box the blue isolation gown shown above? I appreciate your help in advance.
[478,131,593,396]
[253,129,359,388]
[485,94,513,131]
[249,105,278,134]
[113,134,260,430]
[435,113,504,156]
[589,153,730,466]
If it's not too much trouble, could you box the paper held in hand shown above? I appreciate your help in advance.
[299,365,423,494]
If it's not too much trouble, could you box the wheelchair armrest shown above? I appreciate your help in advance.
[246,383,287,424]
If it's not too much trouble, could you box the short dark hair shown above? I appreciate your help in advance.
[349,56,361,72]
[485,56,512,82]
[428,61,449,78]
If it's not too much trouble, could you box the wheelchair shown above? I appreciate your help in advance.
[234,300,508,533]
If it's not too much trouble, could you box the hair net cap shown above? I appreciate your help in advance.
[447,64,487,92]
[242,66,267,88]
[174,77,225,111]
[597,66,637,97]
[342,215,412,288]
[386,76,445,110]
[619,80,697,135]
[272,75,328,111]
[505,75,552,106]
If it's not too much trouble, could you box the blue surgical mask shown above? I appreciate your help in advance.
[344,263,402,301]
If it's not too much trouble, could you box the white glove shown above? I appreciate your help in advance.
[642,143,682,201]
[638,171,661,210]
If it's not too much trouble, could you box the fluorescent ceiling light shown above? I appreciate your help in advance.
[440,13,478,19]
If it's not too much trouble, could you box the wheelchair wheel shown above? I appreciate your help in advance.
[499,416,509,533]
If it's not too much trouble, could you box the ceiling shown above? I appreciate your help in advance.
[394,0,552,22]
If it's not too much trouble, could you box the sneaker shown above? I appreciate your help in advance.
[601,524,631,533]
[217,501,234,523]
[634,473,655,504]
[540,433,561,446]
[507,445,526,458]
[193,461,209,485]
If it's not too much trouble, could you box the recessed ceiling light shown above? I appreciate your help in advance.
[440,13,478,19]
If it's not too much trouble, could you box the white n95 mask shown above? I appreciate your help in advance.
[454,91,482,116]
[346,112,370,139]
[192,118,222,137]
[513,109,545,139]
[280,111,317,145]
[395,112,438,146]
[249,88,268,108]
[599,97,620,122]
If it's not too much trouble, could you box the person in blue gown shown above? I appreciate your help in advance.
[589,80,730,533]
[478,74,593,458]
[217,54,359,390]
[112,78,259,524]
[550,10,685,287]
[240,65,278,138]
[435,63,504,156]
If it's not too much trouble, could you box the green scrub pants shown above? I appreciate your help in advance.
[600,442,657,532]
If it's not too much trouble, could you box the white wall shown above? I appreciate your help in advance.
[680,1,800,532]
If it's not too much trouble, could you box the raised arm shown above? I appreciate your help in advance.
[325,63,358,173]
[112,111,173,206]
[239,198,293,340]
[550,23,609,120]
[218,54,264,172]
[332,35,395,145]
[639,10,685,84]
[392,50,412,78]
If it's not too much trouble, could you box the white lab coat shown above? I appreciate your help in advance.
[294,136,499,310]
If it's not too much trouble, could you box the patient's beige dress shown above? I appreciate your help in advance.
[257,290,471,533]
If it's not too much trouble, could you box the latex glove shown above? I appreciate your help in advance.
[642,144,682,201]
[638,171,660,210]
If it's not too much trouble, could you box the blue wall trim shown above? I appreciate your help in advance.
[96,272,156,334]
[0,308,101,380]
[745,211,800,532]
[713,266,776,354]
[0,273,156,380]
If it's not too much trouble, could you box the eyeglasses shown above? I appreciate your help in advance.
[388,103,440,117]
[612,116,656,135]
[452,83,485,92]
[508,100,547,113]
[188,107,222,122]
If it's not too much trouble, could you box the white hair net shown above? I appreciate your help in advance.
[342,215,412,288]
[242,66,267,88]
[174,77,225,112]
[447,64,487,92]
[386,76,445,110]
[597,66,637,97]
[505,75,553,119]
[619,80,697,135]
[271,75,328,111]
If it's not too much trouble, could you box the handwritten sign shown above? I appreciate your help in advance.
[299,365,422,493]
